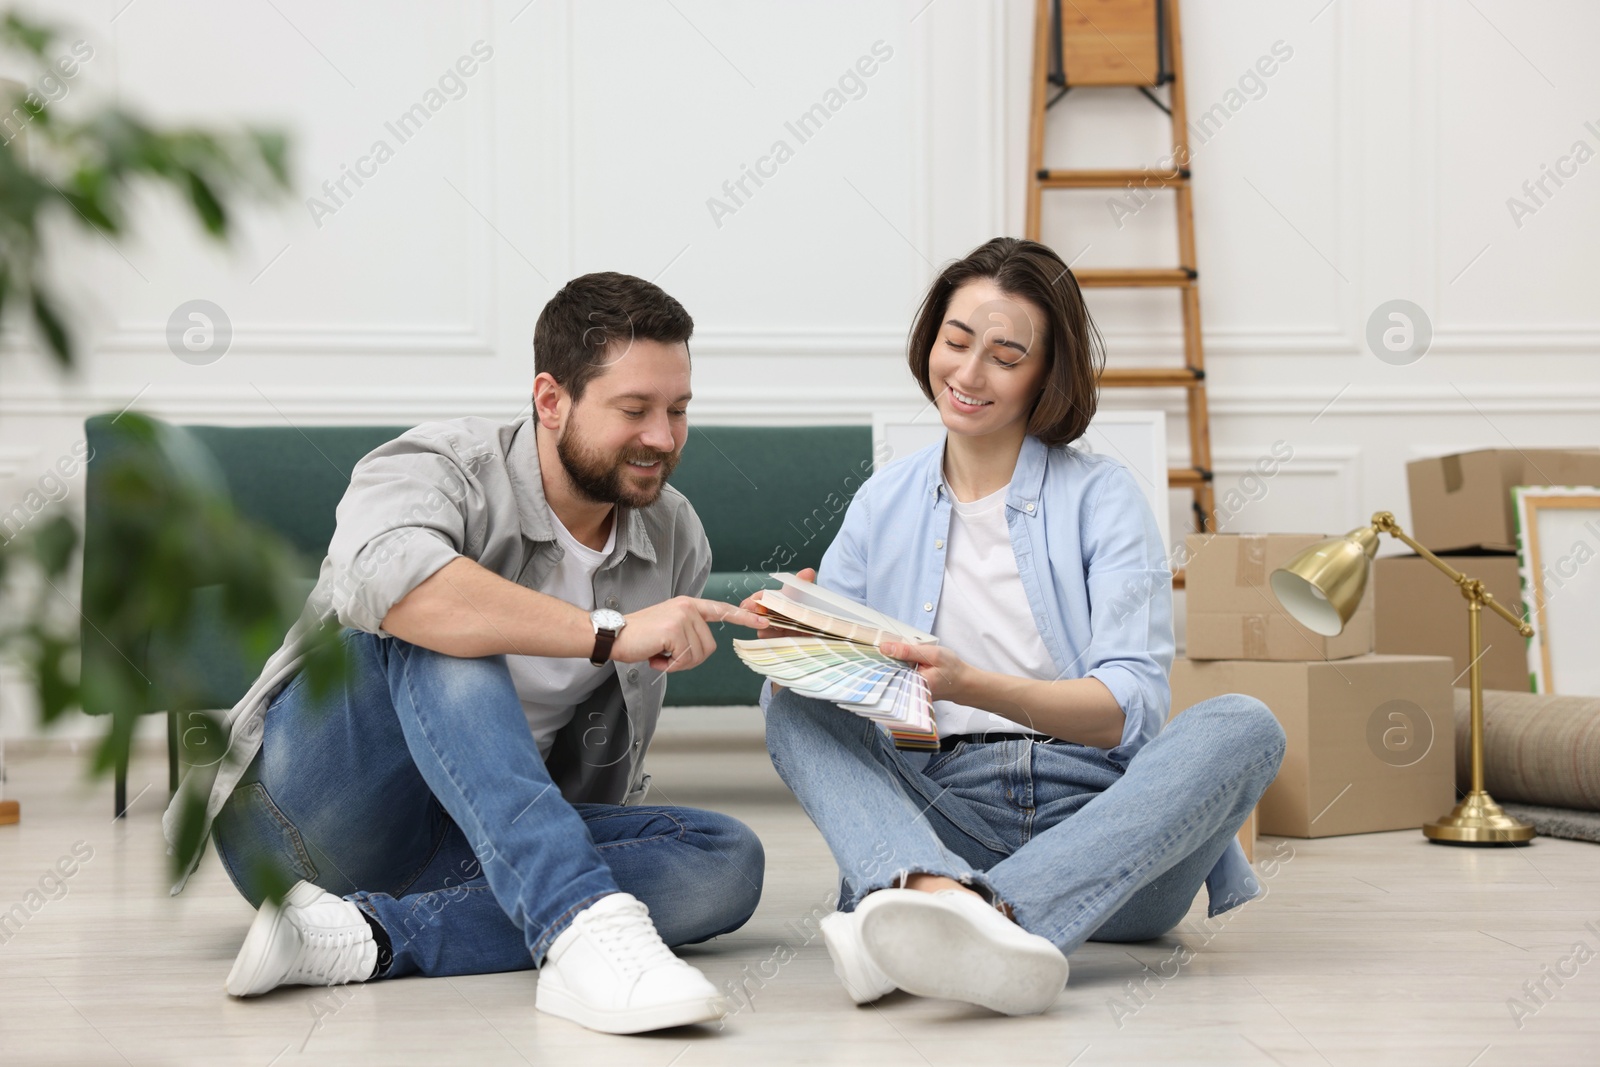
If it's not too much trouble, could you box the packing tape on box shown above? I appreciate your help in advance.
[1236,534,1267,587]
[1242,614,1268,658]
[1442,453,1463,493]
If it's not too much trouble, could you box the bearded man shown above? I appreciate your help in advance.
[172,273,765,1035]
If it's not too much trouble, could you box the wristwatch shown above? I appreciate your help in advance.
[589,608,627,667]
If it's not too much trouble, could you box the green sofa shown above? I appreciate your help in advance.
[80,414,874,815]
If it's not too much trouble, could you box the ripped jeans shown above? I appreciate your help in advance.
[763,688,1285,955]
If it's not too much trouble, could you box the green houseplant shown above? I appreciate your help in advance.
[0,12,347,882]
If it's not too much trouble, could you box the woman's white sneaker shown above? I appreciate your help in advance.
[857,888,1068,1015]
[225,880,377,997]
[535,892,727,1034]
[819,910,895,1005]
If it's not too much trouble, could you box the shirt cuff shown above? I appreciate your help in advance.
[335,528,461,636]
[1086,665,1155,755]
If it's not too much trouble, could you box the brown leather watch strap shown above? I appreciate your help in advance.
[589,628,619,667]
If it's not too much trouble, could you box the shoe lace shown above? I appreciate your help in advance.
[291,922,370,985]
[581,898,679,977]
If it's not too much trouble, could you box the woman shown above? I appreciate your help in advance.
[758,237,1286,1016]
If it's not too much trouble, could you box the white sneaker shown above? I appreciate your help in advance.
[225,880,377,997]
[535,892,726,1034]
[819,910,895,1005]
[857,888,1069,1015]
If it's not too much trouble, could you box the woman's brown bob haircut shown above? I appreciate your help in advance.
[907,237,1105,447]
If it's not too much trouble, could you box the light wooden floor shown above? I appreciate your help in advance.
[2,739,1597,1066]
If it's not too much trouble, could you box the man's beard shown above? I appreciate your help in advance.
[556,420,680,509]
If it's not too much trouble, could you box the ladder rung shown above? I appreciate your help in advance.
[1167,467,1212,489]
[1100,367,1204,388]
[1076,268,1195,288]
[1037,168,1188,189]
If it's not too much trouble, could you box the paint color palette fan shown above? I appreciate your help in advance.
[733,637,937,749]
[735,575,938,749]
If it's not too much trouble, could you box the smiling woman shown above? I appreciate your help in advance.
[906,238,1104,451]
[761,235,1283,1018]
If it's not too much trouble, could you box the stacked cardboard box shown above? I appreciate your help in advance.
[1179,533,1456,839]
[1405,448,1600,553]
[1377,448,1600,691]
[1171,656,1455,838]
[1184,533,1373,661]
[1374,553,1526,692]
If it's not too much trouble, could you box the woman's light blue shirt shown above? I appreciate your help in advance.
[814,433,1260,914]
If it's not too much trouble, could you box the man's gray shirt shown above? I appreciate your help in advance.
[162,414,712,892]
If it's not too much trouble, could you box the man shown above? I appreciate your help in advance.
[163,272,766,1035]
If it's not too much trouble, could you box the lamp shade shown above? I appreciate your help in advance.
[1268,526,1380,637]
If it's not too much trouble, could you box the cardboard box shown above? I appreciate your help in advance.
[1238,807,1257,864]
[1184,533,1374,661]
[1375,553,1529,693]
[1406,448,1600,553]
[1170,654,1456,838]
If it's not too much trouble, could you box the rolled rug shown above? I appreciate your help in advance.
[1453,688,1600,811]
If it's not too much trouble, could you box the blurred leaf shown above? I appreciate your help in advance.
[91,705,138,777]
[27,512,77,577]
[0,10,341,886]
[29,287,70,367]
[60,186,118,234]
[170,785,209,880]
[183,167,225,235]
[32,632,79,725]
[176,709,227,767]
[249,129,290,188]
[0,12,52,56]
[245,854,296,908]
[299,619,351,704]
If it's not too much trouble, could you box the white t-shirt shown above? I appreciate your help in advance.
[505,512,617,759]
[930,485,1058,738]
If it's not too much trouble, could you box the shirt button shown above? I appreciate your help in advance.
[923,602,933,612]
[627,668,639,683]
[1025,503,1035,513]
[606,596,619,609]
[934,539,944,549]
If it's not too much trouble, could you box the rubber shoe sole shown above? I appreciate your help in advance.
[535,983,727,1035]
[820,912,894,1005]
[858,891,1068,1015]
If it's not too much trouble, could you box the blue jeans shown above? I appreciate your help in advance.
[764,689,1284,955]
[212,628,764,977]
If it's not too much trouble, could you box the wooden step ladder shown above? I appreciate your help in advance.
[1025,0,1216,570]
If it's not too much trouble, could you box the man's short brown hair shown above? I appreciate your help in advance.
[907,237,1105,447]
[534,272,694,401]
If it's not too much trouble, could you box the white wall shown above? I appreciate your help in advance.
[2,0,1597,740]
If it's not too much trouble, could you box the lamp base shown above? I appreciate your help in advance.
[1424,790,1534,845]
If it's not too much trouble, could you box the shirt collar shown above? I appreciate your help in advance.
[506,415,658,564]
[923,433,1048,516]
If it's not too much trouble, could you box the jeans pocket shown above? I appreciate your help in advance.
[213,781,320,907]
[920,742,969,778]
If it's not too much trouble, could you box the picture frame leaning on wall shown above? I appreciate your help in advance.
[1514,485,1600,697]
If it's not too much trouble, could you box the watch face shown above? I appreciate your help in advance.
[592,608,626,632]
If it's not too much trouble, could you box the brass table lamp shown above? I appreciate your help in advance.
[1268,511,1535,845]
